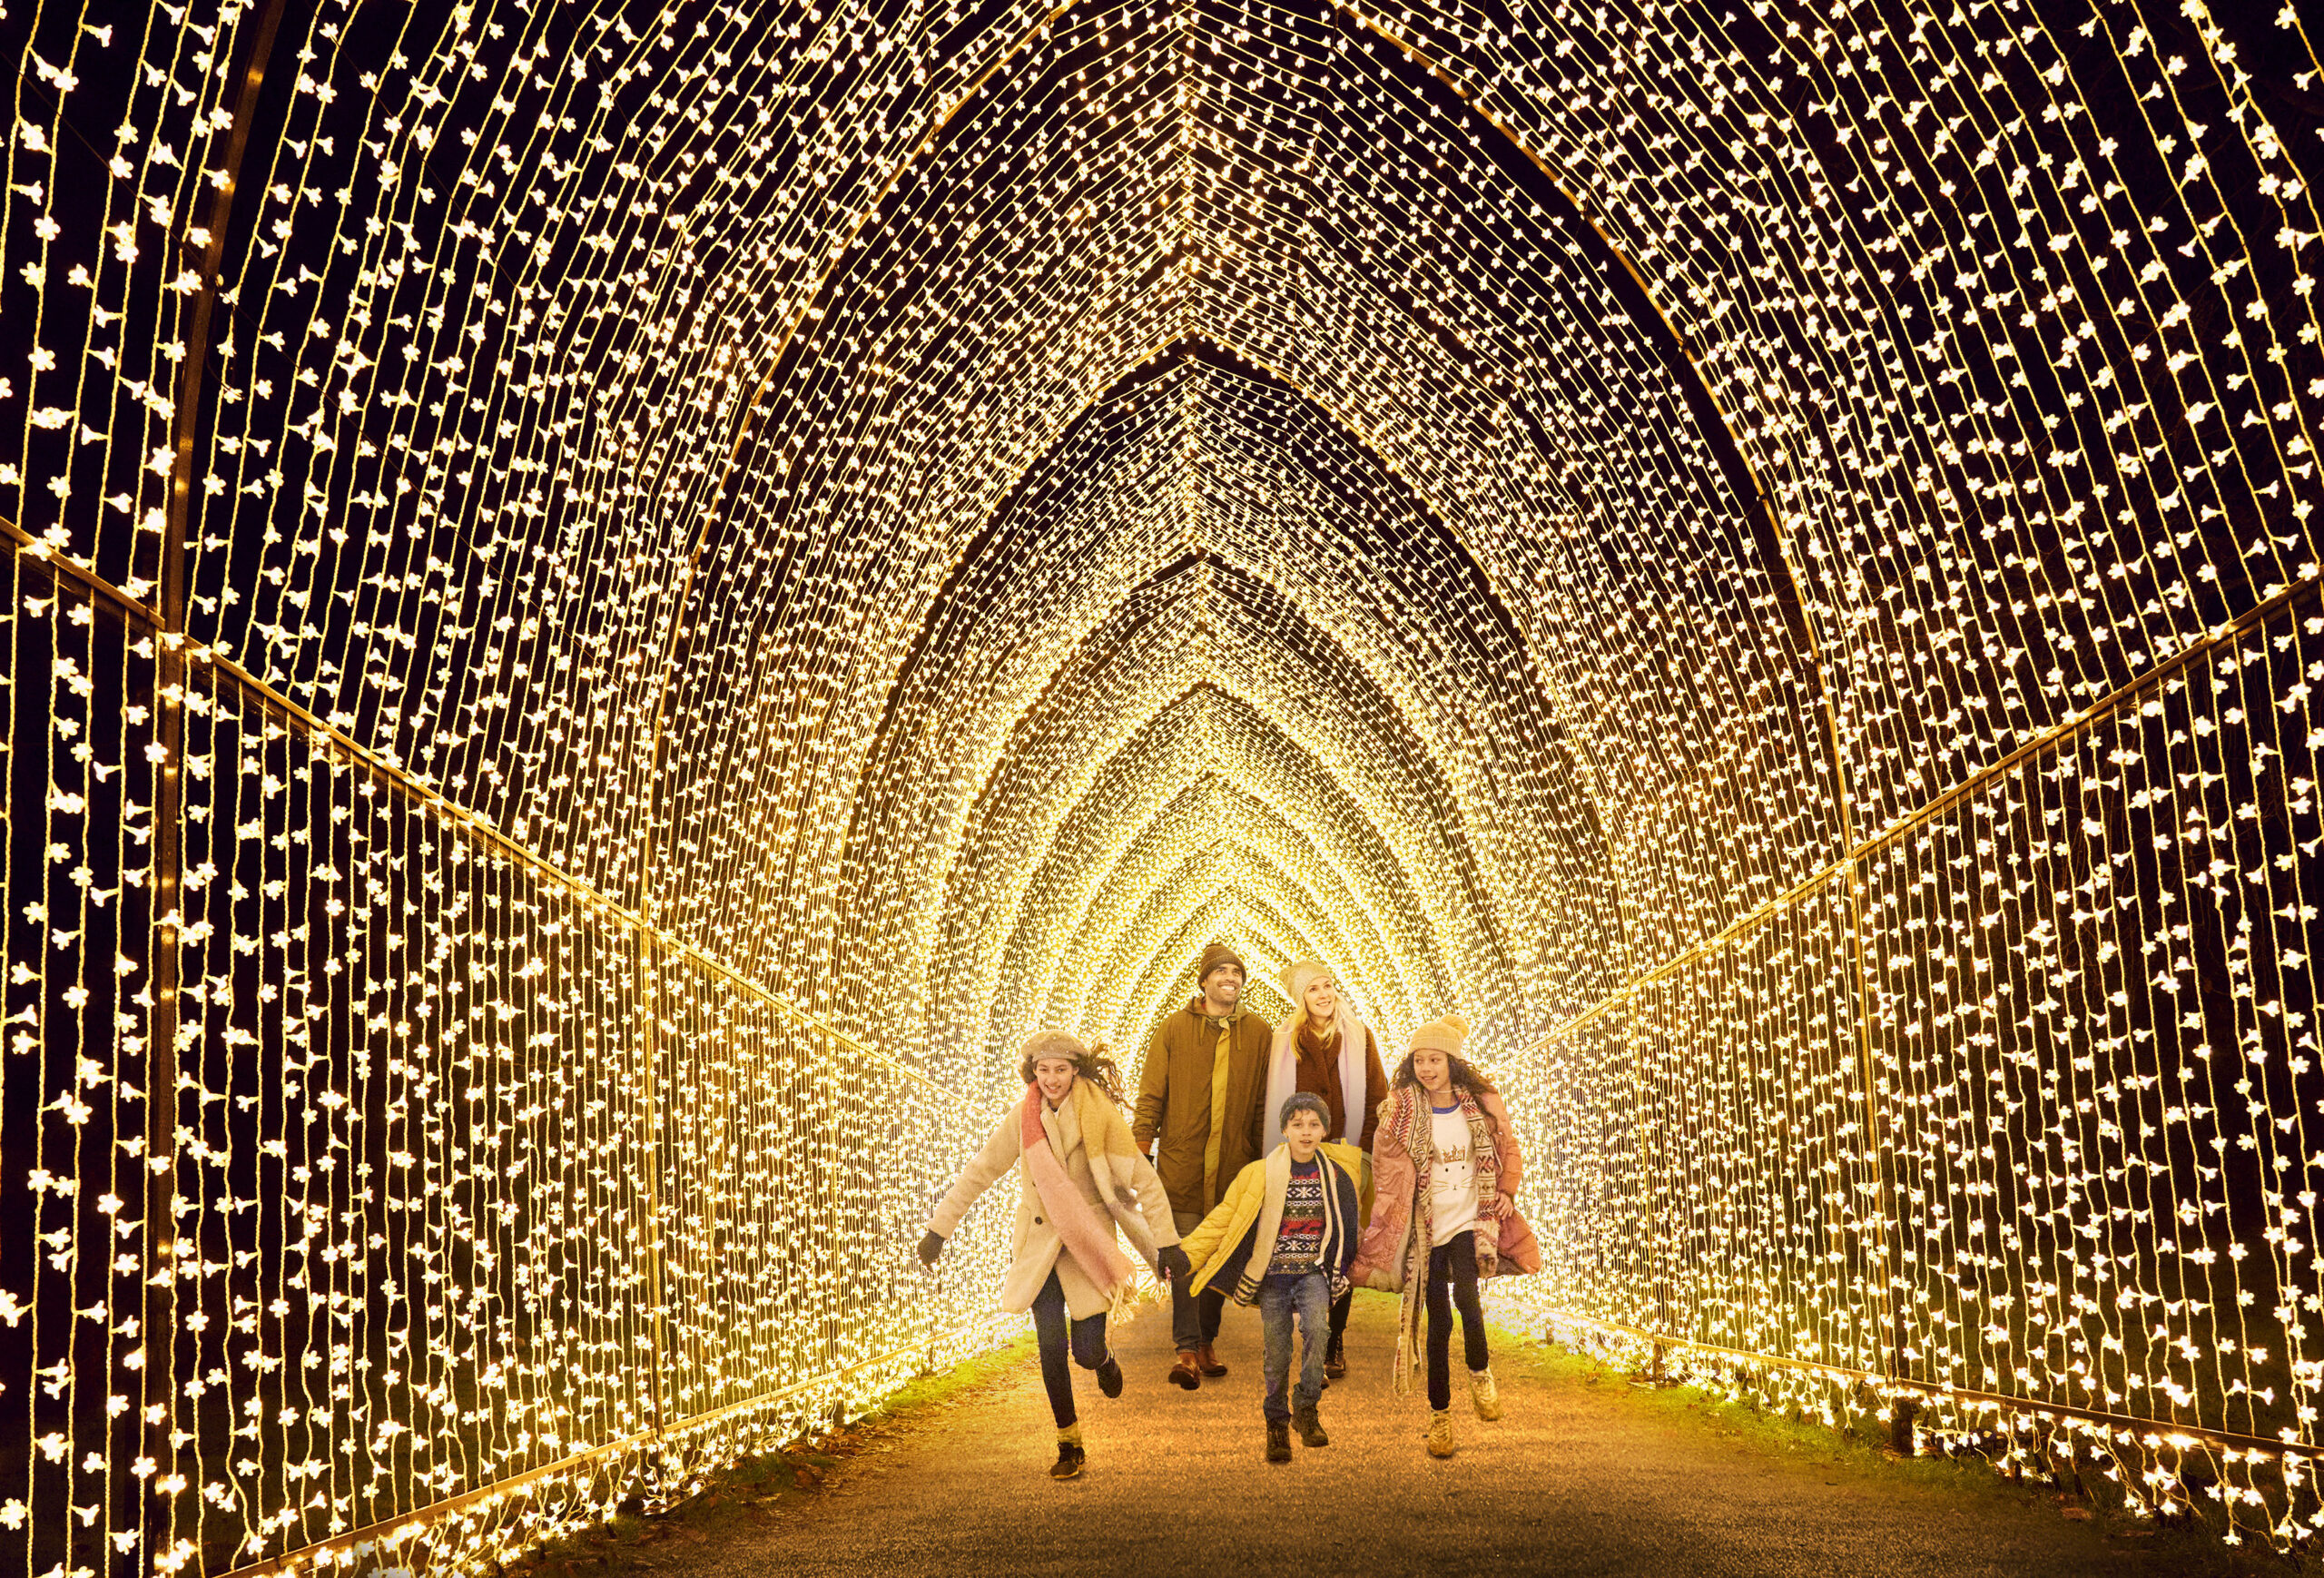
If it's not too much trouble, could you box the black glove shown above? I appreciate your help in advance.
[917,1230,945,1267]
[1157,1245,1193,1284]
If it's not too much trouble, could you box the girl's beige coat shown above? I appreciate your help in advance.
[928,1089,1182,1319]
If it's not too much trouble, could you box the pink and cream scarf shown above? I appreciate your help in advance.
[1018,1078,1164,1319]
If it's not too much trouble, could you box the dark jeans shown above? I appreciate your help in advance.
[1030,1269,1109,1428]
[1257,1270,1331,1422]
[1425,1234,1489,1411]
[1170,1209,1226,1351]
[1167,1272,1226,1351]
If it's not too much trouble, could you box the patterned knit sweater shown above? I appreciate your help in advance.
[1265,1159,1325,1276]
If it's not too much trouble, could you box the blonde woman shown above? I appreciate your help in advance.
[1262,960,1387,1378]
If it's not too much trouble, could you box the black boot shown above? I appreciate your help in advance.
[1265,1419,1292,1464]
[1294,1405,1329,1447]
[1096,1354,1123,1399]
[1324,1334,1347,1380]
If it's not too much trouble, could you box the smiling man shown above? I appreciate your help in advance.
[1133,941,1275,1389]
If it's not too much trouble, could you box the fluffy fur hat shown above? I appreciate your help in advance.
[1019,1029,1088,1064]
[1197,942,1246,982]
[1407,1015,1469,1056]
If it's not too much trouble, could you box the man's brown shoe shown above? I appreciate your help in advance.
[1196,1343,1228,1377]
[1168,1353,1203,1391]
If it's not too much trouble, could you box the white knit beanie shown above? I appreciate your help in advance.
[1277,959,1334,1004]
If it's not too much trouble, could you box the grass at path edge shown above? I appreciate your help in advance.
[1497,1323,2290,1577]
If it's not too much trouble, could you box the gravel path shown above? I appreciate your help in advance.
[658,1290,2223,1576]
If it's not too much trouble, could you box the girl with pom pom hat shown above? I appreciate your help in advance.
[1350,1014,1540,1459]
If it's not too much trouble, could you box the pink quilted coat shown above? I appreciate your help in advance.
[1349,1087,1541,1289]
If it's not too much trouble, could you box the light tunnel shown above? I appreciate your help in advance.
[4,0,2323,1567]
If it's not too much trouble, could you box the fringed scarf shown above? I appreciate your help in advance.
[1379,1083,1501,1396]
[1018,1078,1164,1321]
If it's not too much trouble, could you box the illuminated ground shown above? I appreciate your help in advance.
[639,1293,2220,1578]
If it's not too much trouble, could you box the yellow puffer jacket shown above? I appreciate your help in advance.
[1178,1142,1363,1306]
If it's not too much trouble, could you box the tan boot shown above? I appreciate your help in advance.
[1196,1342,1227,1377]
[1426,1409,1455,1458]
[1469,1367,1502,1421]
[1167,1352,1203,1391]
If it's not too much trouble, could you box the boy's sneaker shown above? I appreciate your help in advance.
[1096,1355,1123,1399]
[1265,1420,1293,1464]
[1426,1409,1456,1458]
[1049,1441,1086,1480]
[1293,1406,1329,1447]
[1469,1366,1502,1421]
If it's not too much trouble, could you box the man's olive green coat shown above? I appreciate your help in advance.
[1131,999,1277,1219]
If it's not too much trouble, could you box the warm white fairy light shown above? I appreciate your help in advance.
[5,0,2323,1566]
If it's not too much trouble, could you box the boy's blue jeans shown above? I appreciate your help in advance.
[1257,1270,1331,1423]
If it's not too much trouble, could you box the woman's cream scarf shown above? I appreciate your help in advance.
[1265,1003,1372,1146]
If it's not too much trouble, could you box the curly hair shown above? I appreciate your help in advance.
[1018,1033,1128,1107]
[1391,1047,1497,1097]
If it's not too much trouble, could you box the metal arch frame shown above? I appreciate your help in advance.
[819,330,1591,977]
[931,542,1502,1049]
[891,390,1535,981]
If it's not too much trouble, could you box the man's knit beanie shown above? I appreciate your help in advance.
[1408,1015,1469,1056]
[1197,942,1246,982]
[1278,1092,1331,1131]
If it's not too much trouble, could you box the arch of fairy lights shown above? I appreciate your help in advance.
[5,0,2324,1566]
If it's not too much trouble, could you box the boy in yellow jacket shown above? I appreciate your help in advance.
[1179,1094,1362,1462]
